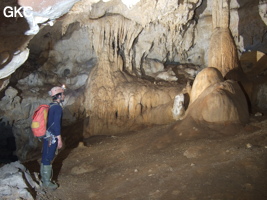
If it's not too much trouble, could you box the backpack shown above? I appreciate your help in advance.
[31,104,55,138]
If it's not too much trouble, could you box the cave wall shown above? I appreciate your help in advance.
[0,0,267,161]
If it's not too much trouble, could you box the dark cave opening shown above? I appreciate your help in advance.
[0,121,18,165]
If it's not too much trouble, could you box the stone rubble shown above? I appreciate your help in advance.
[0,161,39,200]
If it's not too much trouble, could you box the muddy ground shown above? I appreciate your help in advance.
[25,114,267,200]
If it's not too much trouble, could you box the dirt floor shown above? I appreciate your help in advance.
[25,113,267,200]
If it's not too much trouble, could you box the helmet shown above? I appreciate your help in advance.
[48,85,65,97]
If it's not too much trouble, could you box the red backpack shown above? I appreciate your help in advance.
[31,104,50,138]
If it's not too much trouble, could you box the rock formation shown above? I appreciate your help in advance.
[0,161,39,199]
[189,67,224,105]
[240,51,267,110]
[182,0,250,126]
[83,59,182,137]
[185,67,249,124]
[208,0,240,77]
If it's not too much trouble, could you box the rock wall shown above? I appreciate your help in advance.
[0,21,94,161]
[240,51,267,111]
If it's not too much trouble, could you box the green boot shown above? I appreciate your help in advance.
[42,165,58,190]
[40,163,44,183]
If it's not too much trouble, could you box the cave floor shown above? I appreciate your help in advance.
[26,115,267,200]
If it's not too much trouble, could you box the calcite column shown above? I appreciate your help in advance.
[208,0,240,77]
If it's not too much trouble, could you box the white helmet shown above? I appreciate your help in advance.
[48,85,65,97]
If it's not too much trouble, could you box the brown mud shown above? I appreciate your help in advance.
[25,114,267,200]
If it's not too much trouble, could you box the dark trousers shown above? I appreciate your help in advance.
[41,138,58,165]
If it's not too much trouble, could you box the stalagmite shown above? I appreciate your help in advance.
[184,0,250,125]
[208,0,240,77]
[185,67,249,124]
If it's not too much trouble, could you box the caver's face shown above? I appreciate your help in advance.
[60,93,65,102]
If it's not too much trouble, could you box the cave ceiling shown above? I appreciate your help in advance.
[0,0,266,86]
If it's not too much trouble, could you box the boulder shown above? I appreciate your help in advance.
[0,161,39,200]
[240,51,267,77]
[239,51,267,110]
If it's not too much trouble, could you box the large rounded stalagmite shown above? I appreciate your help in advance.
[189,67,224,105]
[186,67,249,124]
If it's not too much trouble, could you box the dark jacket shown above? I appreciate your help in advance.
[47,102,62,136]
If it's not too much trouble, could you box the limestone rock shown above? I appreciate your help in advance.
[143,59,164,77]
[1,0,267,91]
[239,51,267,110]
[168,64,201,81]
[259,1,267,26]
[18,0,80,35]
[186,79,249,124]
[82,60,182,137]
[255,83,267,110]
[0,77,10,92]
[172,93,185,120]
[185,66,249,124]
[208,0,240,77]
[189,67,224,105]
[208,28,240,77]
[0,161,39,200]
[240,51,267,76]
[155,69,178,82]
[142,59,178,81]
[4,86,18,99]
[0,49,29,79]
[212,0,230,29]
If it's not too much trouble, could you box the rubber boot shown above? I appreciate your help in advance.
[42,165,58,190]
[40,163,44,183]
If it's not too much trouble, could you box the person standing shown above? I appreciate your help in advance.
[40,86,65,190]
